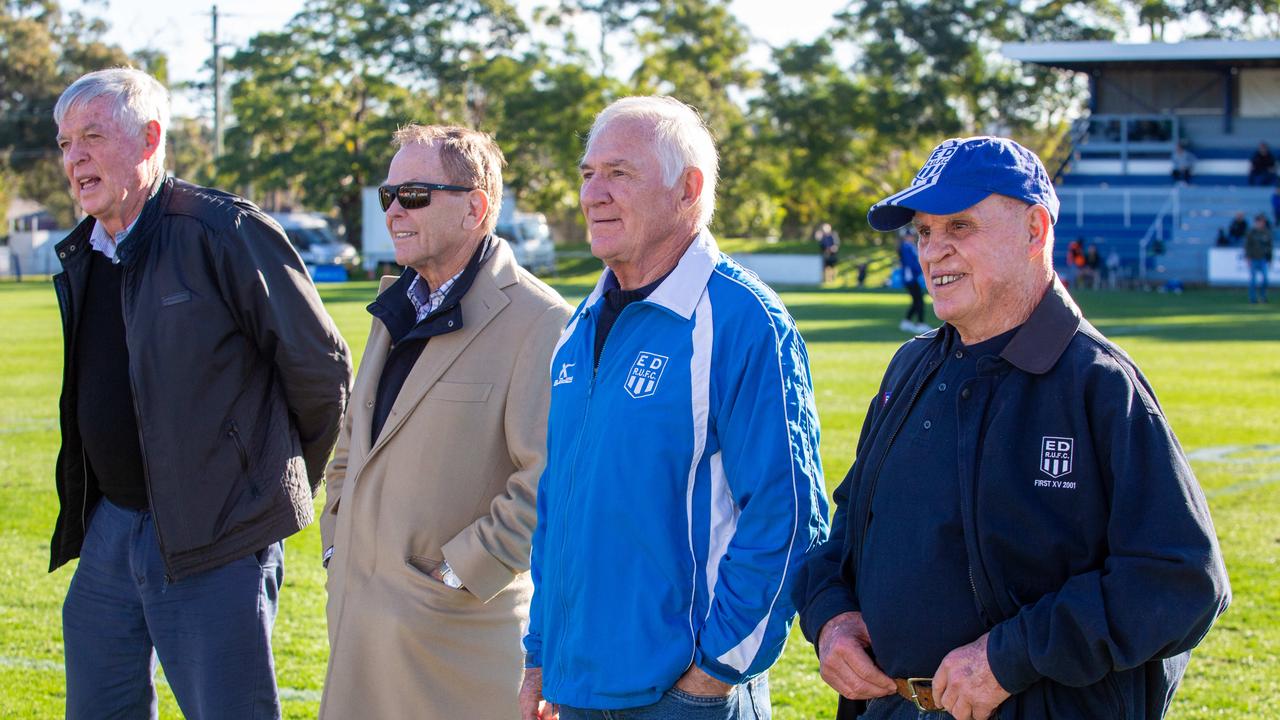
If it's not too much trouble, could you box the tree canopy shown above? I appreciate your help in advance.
[4,0,1280,242]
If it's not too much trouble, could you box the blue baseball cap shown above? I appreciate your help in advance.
[867,136,1060,232]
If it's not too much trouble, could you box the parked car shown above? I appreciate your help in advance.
[496,211,556,275]
[268,212,360,277]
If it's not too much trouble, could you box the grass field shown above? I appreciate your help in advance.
[1,275,1276,718]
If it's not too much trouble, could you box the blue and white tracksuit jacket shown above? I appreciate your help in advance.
[524,231,829,710]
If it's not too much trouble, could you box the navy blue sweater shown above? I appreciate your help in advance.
[795,280,1230,719]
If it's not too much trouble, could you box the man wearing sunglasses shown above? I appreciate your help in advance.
[319,124,570,719]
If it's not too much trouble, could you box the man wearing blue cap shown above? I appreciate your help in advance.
[793,137,1230,720]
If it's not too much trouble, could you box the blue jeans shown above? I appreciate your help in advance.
[62,498,284,719]
[558,674,770,720]
[858,694,948,719]
[1248,259,1269,302]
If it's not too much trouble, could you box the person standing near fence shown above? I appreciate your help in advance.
[1244,213,1273,304]
[898,231,929,333]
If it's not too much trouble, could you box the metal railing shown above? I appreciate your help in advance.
[1137,189,1180,280]
[1067,113,1181,175]
[1057,187,1175,228]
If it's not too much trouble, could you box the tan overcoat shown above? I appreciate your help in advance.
[319,241,570,719]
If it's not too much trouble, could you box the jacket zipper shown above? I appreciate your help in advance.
[120,271,173,582]
[80,449,91,534]
[553,304,625,685]
[228,422,250,471]
[55,274,91,538]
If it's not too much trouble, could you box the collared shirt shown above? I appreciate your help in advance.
[857,324,1018,678]
[591,268,672,368]
[88,215,141,263]
[407,272,460,324]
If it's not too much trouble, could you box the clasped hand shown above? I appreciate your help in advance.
[816,613,1010,720]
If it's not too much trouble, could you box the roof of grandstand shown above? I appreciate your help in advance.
[1003,40,1280,71]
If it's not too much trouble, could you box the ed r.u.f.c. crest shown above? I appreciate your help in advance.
[1041,436,1074,478]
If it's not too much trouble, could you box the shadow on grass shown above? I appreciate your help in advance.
[793,289,1280,346]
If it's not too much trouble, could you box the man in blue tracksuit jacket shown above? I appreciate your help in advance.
[793,137,1230,720]
[520,96,828,720]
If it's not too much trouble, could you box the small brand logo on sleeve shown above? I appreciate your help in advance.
[553,362,575,387]
[624,352,669,399]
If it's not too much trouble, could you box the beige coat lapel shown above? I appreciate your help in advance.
[366,258,511,459]
[346,276,398,467]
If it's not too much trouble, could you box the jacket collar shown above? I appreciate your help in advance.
[56,174,170,267]
[926,278,1080,375]
[582,228,718,321]
[998,278,1082,374]
[367,234,497,343]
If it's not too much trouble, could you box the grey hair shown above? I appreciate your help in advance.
[54,68,170,168]
[585,96,719,228]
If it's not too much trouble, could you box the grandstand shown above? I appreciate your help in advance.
[1003,40,1280,286]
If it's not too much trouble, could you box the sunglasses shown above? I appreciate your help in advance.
[378,182,474,211]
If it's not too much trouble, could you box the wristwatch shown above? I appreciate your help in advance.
[439,561,464,589]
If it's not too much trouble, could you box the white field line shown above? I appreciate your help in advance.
[0,655,323,703]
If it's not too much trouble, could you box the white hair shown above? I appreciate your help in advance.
[585,96,719,228]
[54,67,170,168]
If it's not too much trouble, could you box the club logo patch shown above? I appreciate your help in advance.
[913,142,958,186]
[1040,437,1074,478]
[624,352,668,399]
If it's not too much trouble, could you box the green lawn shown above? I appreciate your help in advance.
[1,276,1276,718]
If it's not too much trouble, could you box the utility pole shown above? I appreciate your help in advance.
[211,4,224,160]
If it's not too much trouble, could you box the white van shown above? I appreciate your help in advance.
[496,211,556,275]
[268,212,360,278]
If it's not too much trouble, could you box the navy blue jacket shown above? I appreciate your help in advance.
[795,281,1230,719]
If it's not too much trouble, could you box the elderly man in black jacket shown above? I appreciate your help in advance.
[51,67,351,719]
[794,137,1230,720]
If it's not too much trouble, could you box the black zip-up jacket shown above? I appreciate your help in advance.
[795,281,1230,719]
[51,177,352,580]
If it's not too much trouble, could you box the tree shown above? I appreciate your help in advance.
[1183,0,1280,36]
[1,0,133,226]
[220,0,525,245]
[469,52,621,235]
[752,40,874,236]
[628,0,776,236]
[547,0,655,78]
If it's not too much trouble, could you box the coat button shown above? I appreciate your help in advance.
[447,320,454,328]
[923,420,932,430]
[961,388,972,400]
[938,383,947,392]
[58,252,67,258]
[366,400,374,408]
[954,350,964,359]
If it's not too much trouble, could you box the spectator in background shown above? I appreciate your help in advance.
[1105,247,1122,289]
[817,222,840,283]
[1228,212,1249,245]
[1065,237,1085,287]
[1171,142,1196,185]
[1248,142,1277,186]
[1082,244,1102,289]
[898,231,930,333]
[1244,213,1273,304]
[1272,185,1280,227]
